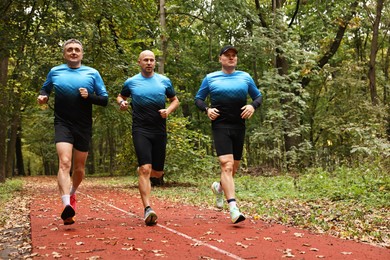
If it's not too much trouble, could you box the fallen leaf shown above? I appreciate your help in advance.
[235,242,249,248]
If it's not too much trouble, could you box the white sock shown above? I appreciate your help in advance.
[70,186,76,196]
[228,201,237,209]
[62,195,70,206]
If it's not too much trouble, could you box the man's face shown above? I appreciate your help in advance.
[219,49,238,68]
[63,43,83,67]
[138,51,156,76]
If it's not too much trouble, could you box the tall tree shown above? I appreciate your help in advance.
[368,0,384,105]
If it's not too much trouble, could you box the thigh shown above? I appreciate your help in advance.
[133,131,153,166]
[73,149,89,169]
[56,142,73,165]
[73,127,92,152]
[151,134,167,172]
[55,122,74,145]
[231,129,245,161]
[212,128,233,157]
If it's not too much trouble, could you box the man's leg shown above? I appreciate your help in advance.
[138,164,158,225]
[72,149,88,191]
[138,164,152,208]
[56,142,76,225]
[69,149,88,210]
[56,142,73,198]
[219,154,245,224]
[219,154,235,200]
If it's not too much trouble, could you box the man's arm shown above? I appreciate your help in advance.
[159,96,179,118]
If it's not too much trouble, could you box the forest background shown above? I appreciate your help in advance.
[0,0,389,247]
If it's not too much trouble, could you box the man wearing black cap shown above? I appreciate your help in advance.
[195,45,262,224]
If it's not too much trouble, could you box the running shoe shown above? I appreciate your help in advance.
[230,206,245,224]
[70,194,76,210]
[211,182,224,209]
[61,205,75,225]
[144,207,158,226]
[150,174,165,187]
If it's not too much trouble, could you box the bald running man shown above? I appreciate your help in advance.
[117,50,180,226]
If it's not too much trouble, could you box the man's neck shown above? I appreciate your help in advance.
[141,71,154,78]
[222,67,235,74]
[67,62,81,69]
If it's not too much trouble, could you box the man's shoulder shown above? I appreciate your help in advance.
[79,65,99,73]
[207,71,223,77]
[125,73,141,82]
[153,73,171,81]
[51,64,67,71]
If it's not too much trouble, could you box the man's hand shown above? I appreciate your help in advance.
[119,100,129,111]
[241,105,255,119]
[79,88,89,99]
[37,95,48,105]
[159,109,169,118]
[207,108,220,121]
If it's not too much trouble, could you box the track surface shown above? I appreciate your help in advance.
[29,177,389,259]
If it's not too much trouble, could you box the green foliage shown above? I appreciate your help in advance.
[165,116,218,180]
[1,0,389,179]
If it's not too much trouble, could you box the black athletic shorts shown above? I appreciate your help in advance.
[132,131,167,171]
[212,128,245,160]
[54,121,92,152]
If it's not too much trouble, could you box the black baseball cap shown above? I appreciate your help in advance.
[219,45,238,56]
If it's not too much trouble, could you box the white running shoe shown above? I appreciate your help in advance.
[144,207,158,226]
[211,182,224,209]
[230,206,245,224]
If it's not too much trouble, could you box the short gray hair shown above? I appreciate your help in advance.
[62,39,83,52]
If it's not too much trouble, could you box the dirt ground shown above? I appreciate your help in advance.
[1,176,389,259]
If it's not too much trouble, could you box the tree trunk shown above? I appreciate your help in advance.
[15,127,25,176]
[384,39,390,141]
[368,0,384,106]
[0,56,8,183]
[6,124,17,177]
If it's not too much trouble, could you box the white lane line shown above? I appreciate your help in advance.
[80,192,245,260]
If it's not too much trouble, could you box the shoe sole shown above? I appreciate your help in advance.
[61,205,75,225]
[145,212,158,226]
[233,214,246,224]
[63,217,75,225]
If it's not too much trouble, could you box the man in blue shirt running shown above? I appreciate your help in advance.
[117,50,179,226]
[37,39,108,225]
[195,45,262,224]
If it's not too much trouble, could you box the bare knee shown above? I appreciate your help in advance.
[220,160,234,176]
[59,157,72,172]
[138,165,152,176]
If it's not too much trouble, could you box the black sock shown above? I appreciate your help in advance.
[227,198,236,203]
[145,206,151,213]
